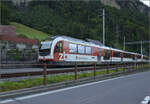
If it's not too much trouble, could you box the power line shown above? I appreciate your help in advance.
[125,40,150,55]
[125,41,150,45]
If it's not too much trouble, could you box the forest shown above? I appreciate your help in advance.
[0,0,149,55]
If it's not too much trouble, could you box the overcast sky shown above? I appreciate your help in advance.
[140,0,150,7]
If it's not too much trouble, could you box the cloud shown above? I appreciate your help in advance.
[140,0,150,7]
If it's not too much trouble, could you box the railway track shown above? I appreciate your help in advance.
[0,62,142,69]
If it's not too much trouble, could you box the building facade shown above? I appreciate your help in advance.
[0,25,39,64]
[0,25,38,51]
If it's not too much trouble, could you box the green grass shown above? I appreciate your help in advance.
[10,22,50,41]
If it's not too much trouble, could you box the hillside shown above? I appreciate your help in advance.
[10,22,49,41]
[100,0,120,9]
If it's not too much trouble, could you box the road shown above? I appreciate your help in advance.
[1,71,150,104]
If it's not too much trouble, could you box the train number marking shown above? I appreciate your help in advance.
[59,52,67,60]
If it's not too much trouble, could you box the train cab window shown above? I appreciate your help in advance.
[85,46,92,55]
[78,45,85,54]
[54,42,63,53]
[69,43,77,53]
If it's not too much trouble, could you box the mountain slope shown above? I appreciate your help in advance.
[100,0,120,9]
[1,0,149,55]
[10,22,49,41]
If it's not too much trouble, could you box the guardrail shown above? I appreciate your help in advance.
[0,62,149,85]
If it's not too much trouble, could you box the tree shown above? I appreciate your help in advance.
[0,3,10,25]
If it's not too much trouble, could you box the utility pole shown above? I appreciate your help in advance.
[141,41,143,54]
[0,1,1,25]
[0,47,1,66]
[123,36,125,50]
[102,8,105,46]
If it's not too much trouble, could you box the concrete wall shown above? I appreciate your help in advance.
[16,44,26,50]
[0,40,38,50]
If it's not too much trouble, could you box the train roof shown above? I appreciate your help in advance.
[52,35,101,47]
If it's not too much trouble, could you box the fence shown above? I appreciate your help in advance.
[0,62,149,84]
[0,50,38,64]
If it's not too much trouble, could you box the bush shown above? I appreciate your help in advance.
[18,33,28,38]
[7,49,22,60]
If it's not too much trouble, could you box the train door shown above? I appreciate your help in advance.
[54,41,63,61]
[120,53,123,63]
[110,50,113,63]
[135,55,137,62]
[103,50,110,61]
[97,48,101,62]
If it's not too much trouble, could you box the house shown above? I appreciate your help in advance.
[0,25,38,51]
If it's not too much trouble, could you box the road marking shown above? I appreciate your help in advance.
[0,72,148,104]
[0,99,14,104]
[141,96,150,104]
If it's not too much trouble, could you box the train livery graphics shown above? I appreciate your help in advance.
[39,36,148,63]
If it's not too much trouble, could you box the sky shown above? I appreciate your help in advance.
[140,0,150,7]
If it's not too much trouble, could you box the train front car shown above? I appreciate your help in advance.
[52,36,98,63]
[38,36,98,64]
[38,36,64,62]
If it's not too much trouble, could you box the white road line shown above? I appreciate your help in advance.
[141,96,150,104]
[0,72,147,104]
[0,99,14,104]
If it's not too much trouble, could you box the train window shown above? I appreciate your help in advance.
[78,45,85,54]
[113,51,120,57]
[131,54,135,60]
[103,50,110,60]
[85,46,92,54]
[69,43,77,53]
[137,55,141,59]
[124,53,130,58]
[40,43,51,50]
[54,42,63,53]
[120,53,123,58]
[144,56,148,60]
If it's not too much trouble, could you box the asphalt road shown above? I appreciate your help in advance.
[1,71,150,104]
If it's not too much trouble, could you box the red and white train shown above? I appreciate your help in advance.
[38,36,148,64]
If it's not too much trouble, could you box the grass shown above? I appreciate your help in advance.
[10,22,50,41]
[0,64,149,92]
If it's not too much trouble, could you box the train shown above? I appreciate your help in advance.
[38,36,148,65]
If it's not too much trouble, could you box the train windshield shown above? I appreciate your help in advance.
[39,41,52,56]
[40,43,51,50]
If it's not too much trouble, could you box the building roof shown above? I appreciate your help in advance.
[0,35,38,45]
[0,26,16,36]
